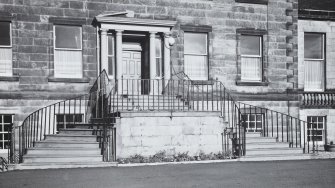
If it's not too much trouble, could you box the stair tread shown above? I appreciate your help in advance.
[24,154,102,158]
[29,147,99,150]
[37,140,98,143]
[243,153,307,157]
[46,134,97,137]
[18,162,116,166]
[59,128,95,131]
[247,147,302,151]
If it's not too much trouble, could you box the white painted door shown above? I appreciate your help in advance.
[121,50,141,95]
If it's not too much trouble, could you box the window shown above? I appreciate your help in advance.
[56,114,83,131]
[0,114,13,152]
[241,35,262,82]
[242,114,264,132]
[184,32,208,80]
[54,25,82,78]
[304,33,325,91]
[155,37,162,77]
[108,35,115,77]
[307,116,326,143]
[0,21,12,77]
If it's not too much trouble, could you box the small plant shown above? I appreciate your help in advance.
[117,150,234,164]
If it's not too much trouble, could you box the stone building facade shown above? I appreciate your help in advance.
[0,0,333,160]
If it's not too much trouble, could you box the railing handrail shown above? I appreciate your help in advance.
[16,70,112,163]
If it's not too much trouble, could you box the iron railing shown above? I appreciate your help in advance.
[16,70,117,163]
[234,102,318,153]
[105,78,247,157]
[14,69,319,163]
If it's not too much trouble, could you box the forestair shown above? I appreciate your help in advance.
[10,70,318,169]
[16,123,117,170]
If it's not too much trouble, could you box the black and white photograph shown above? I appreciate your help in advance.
[0,0,334,187]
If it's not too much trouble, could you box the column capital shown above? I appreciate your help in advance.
[100,28,108,33]
[149,31,157,37]
[115,29,124,33]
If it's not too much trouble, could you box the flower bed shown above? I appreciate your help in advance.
[117,151,233,164]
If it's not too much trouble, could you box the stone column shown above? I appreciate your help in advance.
[115,30,124,80]
[149,32,157,94]
[100,29,108,74]
[164,32,171,82]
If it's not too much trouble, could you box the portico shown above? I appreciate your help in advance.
[95,12,176,94]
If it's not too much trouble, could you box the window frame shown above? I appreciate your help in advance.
[242,113,264,133]
[0,114,13,153]
[155,36,163,78]
[0,21,13,77]
[240,34,263,82]
[183,32,209,81]
[53,24,83,79]
[306,116,326,145]
[107,33,115,78]
[303,32,326,92]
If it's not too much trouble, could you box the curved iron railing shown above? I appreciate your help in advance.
[17,70,112,163]
[14,69,318,163]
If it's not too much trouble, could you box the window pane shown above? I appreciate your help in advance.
[0,22,10,46]
[55,25,81,49]
[249,115,255,121]
[184,55,208,80]
[241,35,261,56]
[108,56,114,75]
[184,33,207,54]
[241,56,262,81]
[4,115,11,123]
[156,59,161,77]
[54,50,82,78]
[4,124,11,131]
[304,33,323,59]
[108,35,114,55]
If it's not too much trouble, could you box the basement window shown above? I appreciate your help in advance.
[307,116,326,143]
[241,114,264,132]
[0,114,13,151]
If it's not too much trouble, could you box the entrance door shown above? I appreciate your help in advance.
[121,43,141,95]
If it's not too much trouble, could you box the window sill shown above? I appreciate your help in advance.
[236,81,268,86]
[0,75,19,82]
[48,77,90,83]
[235,0,268,5]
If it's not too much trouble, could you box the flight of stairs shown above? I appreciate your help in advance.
[15,126,116,170]
[240,132,311,161]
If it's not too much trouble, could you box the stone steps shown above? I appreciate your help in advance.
[243,132,305,160]
[44,134,97,142]
[34,140,100,148]
[58,128,94,135]
[26,147,101,155]
[23,155,102,163]
[23,127,103,165]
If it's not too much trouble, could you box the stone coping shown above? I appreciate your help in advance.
[119,111,222,118]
